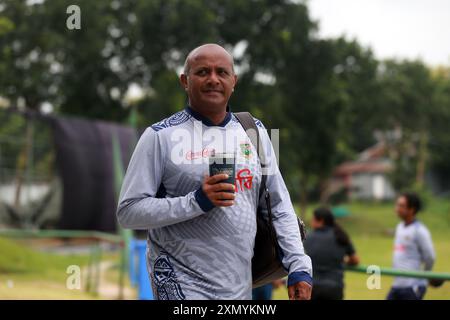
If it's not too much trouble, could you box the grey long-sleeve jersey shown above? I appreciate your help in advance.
[117,106,312,300]
[392,220,435,288]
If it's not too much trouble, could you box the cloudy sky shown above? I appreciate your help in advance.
[307,0,450,66]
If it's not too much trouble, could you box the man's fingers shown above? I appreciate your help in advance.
[206,174,229,184]
[214,200,235,207]
[288,285,295,300]
[204,187,236,200]
[212,192,235,200]
[210,183,235,192]
[297,283,311,300]
[202,174,236,206]
[298,287,306,299]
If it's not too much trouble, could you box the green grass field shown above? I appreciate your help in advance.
[273,198,450,300]
[0,237,97,299]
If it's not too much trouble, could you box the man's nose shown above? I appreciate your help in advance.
[207,71,220,85]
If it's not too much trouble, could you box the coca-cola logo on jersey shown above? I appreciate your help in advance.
[185,148,215,160]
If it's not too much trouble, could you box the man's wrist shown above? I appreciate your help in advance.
[194,187,215,212]
[287,271,313,287]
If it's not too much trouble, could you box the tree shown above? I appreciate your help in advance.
[427,67,450,193]
[378,60,435,191]
[2,0,449,206]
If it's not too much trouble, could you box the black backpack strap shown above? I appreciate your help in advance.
[234,112,268,204]
[235,112,306,242]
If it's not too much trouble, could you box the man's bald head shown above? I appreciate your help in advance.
[183,43,235,75]
[180,43,237,117]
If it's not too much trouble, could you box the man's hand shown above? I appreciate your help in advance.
[288,281,312,300]
[202,174,235,207]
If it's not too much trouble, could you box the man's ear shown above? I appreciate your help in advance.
[231,74,238,92]
[180,73,188,90]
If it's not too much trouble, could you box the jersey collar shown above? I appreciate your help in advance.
[185,105,232,127]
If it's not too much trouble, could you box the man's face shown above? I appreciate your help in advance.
[181,48,237,111]
[395,196,413,220]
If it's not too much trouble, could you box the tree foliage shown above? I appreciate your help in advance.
[1,0,449,204]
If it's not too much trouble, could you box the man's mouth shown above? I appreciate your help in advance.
[203,89,223,94]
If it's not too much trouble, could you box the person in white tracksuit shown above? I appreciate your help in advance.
[116,44,312,300]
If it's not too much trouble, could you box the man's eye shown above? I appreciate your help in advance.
[196,69,208,76]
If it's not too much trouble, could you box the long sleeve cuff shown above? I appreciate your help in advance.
[194,187,215,212]
[287,271,313,287]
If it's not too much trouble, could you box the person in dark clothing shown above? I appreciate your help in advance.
[304,207,359,300]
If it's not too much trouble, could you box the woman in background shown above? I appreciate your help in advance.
[304,207,359,300]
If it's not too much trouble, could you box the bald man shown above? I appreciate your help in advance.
[117,44,312,300]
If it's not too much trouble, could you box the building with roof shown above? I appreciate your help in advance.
[329,142,396,201]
